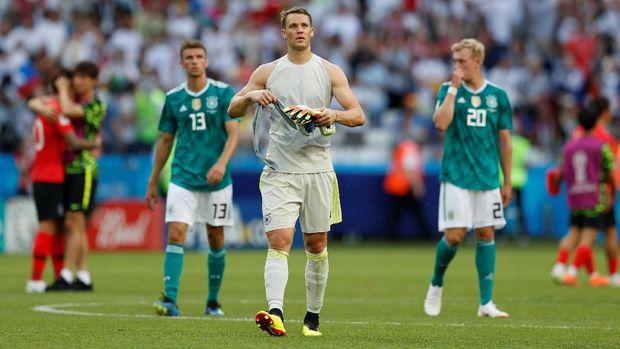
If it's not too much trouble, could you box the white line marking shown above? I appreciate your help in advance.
[31,303,617,331]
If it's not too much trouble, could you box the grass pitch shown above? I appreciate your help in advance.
[1,242,618,348]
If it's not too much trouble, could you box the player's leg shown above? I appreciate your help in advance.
[551,224,579,282]
[28,183,61,293]
[255,228,294,336]
[297,171,339,336]
[425,182,471,316]
[153,183,196,316]
[74,174,97,290]
[202,184,234,316]
[255,171,300,336]
[51,219,65,280]
[473,188,508,318]
[301,232,328,336]
[603,211,619,285]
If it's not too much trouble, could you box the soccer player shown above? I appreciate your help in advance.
[550,97,617,286]
[228,7,365,336]
[552,105,614,286]
[26,71,98,293]
[46,61,105,292]
[423,38,512,318]
[146,39,239,317]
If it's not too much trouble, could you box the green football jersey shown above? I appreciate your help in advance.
[158,79,235,192]
[436,80,513,190]
[65,98,106,175]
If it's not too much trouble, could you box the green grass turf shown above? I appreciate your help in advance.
[0,242,618,348]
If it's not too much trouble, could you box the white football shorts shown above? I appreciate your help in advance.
[259,170,342,233]
[165,182,233,227]
[438,181,506,232]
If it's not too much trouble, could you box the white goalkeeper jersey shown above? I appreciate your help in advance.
[265,54,334,173]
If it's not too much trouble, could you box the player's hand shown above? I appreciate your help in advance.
[451,68,464,88]
[146,181,159,210]
[247,90,277,106]
[283,104,314,125]
[206,161,226,185]
[501,183,512,207]
[311,107,337,126]
[55,75,71,91]
[41,105,59,120]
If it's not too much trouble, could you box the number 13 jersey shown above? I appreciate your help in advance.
[159,79,235,192]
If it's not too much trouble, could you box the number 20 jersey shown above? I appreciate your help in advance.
[436,80,512,190]
[158,79,235,192]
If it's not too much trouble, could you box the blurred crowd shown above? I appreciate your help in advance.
[2,0,620,164]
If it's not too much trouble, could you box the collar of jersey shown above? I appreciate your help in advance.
[183,79,211,97]
[461,79,488,95]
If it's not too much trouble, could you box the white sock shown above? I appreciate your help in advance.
[60,268,73,282]
[265,249,289,312]
[305,248,329,313]
[77,270,91,285]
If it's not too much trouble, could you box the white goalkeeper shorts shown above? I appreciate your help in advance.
[259,170,342,233]
[438,181,506,232]
[165,182,233,227]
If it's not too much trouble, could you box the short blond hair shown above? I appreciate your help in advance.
[451,38,485,63]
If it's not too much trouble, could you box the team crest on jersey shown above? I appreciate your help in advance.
[191,98,202,111]
[471,96,481,108]
[206,96,219,110]
[486,95,498,109]
[264,213,272,225]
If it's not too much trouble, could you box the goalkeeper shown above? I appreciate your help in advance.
[228,7,365,337]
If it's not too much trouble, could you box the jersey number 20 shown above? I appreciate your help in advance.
[466,108,486,127]
[189,112,206,131]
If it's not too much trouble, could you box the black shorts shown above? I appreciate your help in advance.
[64,172,98,214]
[32,182,64,221]
[604,209,616,229]
[570,211,606,231]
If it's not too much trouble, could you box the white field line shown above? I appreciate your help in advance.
[31,302,617,331]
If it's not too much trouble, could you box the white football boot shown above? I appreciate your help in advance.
[26,280,46,293]
[477,301,509,318]
[424,284,443,316]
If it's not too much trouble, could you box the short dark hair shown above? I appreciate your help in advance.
[280,7,312,28]
[74,61,99,79]
[179,39,207,59]
[589,96,610,117]
[579,104,599,131]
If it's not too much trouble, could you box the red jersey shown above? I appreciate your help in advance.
[31,99,74,183]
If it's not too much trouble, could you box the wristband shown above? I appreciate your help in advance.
[447,86,458,96]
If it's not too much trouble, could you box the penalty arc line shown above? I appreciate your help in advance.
[31,303,617,331]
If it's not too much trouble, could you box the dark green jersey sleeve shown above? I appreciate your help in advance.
[158,97,176,133]
[498,91,513,130]
[220,85,234,122]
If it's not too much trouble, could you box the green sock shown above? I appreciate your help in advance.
[476,240,495,305]
[207,247,226,303]
[163,244,184,303]
[431,237,458,287]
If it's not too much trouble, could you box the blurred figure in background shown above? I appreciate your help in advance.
[384,136,431,240]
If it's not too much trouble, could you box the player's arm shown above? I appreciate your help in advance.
[228,63,277,117]
[499,129,512,206]
[64,131,98,150]
[207,120,240,185]
[146,131,175,210]
[55,76,84,118]
[28,95,59,119]
[313,60,365,127]
[433,69,463,131]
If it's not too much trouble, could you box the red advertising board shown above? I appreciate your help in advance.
[87,199,164,251]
